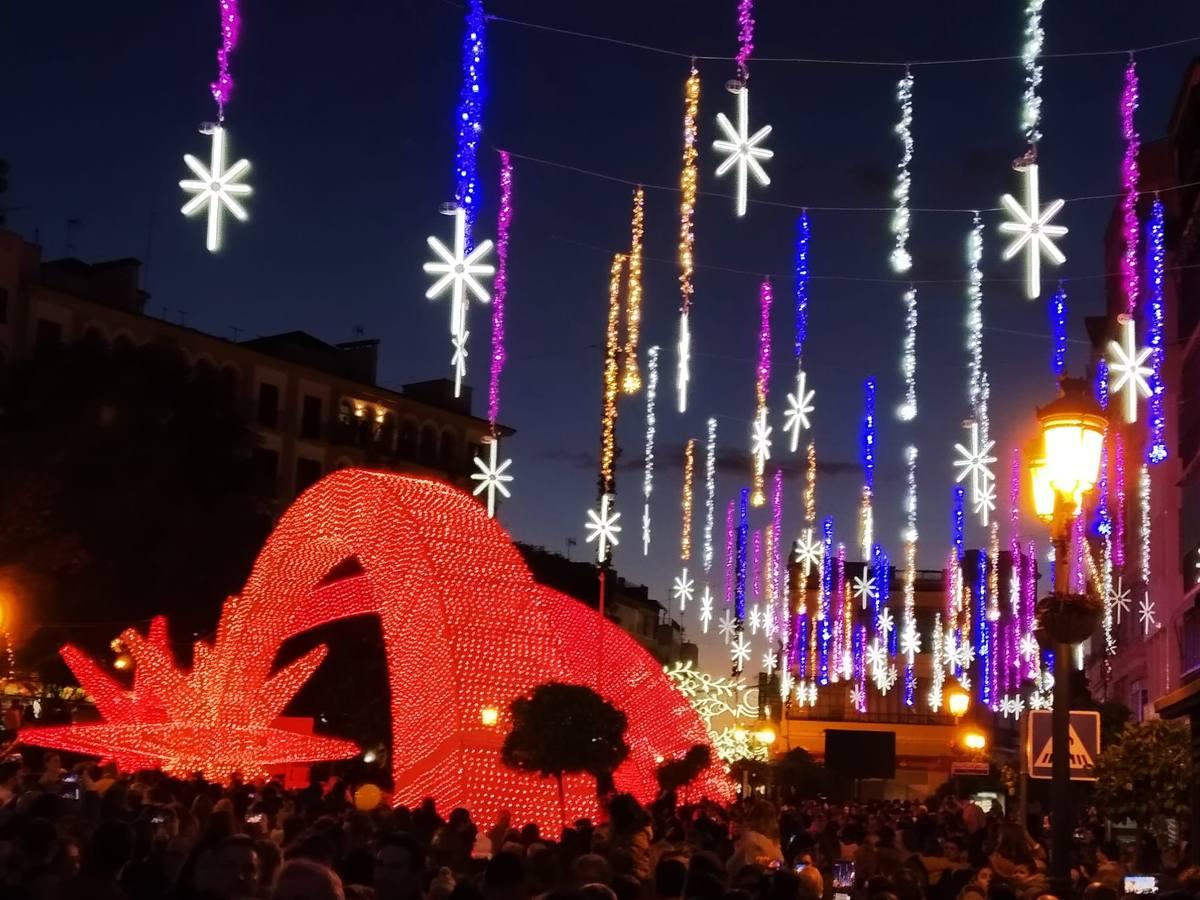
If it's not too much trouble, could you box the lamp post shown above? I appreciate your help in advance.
[1029,376,1106,890]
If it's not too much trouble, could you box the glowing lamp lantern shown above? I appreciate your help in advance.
[1037,381,1105,514]
[480,705,500,727]
[1028,444,1056,523]
[961,728,987,752]
[946,686,970,719]
[754,725,776,746]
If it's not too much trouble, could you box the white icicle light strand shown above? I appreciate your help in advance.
[897,287,917,420]
[642,346,659,556]
[890,70,914,273]
[1022,0,1045,146]
[703,417,718,573]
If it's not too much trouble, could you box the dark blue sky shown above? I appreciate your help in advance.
[4,1,1198,662]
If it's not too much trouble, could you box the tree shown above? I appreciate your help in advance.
[1094,718,1189,834]
[501,682,629,826]
[656,743,712,795]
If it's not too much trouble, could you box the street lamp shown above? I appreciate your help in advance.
[1029,375,1106,890]
[947,685,971,720]
[961,728,988,752]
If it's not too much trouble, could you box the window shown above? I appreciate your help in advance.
[253,447,280,498]
[300,395,323,440]
[34,319,62,350]
[0,288,9,324]
[295,457,322,495]
[257,382,280,429]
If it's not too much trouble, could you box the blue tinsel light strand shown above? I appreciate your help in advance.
[1146,199,1167,464]
[1048,283,1067,376]
[871,544,888,624]
[794,212,810,361]
[819,516,833,685]
[952,485,965,560]
[862,377,876,490]
[453,0,487,248]
[735,488,749,622]
[976,552,989,706]
[1094,357,1109,411]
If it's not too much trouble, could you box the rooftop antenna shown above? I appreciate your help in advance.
[352,324,365,340]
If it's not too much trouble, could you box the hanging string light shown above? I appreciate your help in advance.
[872,545,890,642]
[682,438,696,562]
[676,68,701,414]
[804,442,817,527]
[1120,57,1141,317]
[1048,283,1067,376]
[751,529,763,601]
[784,213,815,452]
[890,68,914,273]
[622,188,645,394]
[736,489,750,623]
[1094,362,1116,657]
[1140,465,1156,634]
[750,279,774,506]
[599,254,626,498]
[897,287,918,421]
[452,0,487,244]
[1021,0,1045,148]
[1114,433,1127,569]
[642,346,659,556]
[703,418,718,572]
[860,377,877,559]
[903,445,918,706]
[724,500,736,606]
[1146,198,1168,463]
[714,0,772,217]
[819,516,834,686]
[929,612,945,711]
[833,545,846,680]
[771,468,784,609]
[959,216,997,526]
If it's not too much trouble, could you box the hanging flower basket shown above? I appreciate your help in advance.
[1035,593,1103,646]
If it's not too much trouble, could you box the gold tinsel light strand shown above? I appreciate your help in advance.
[622,188,645,394]
[681,438,696,561]
[600,253,627,495]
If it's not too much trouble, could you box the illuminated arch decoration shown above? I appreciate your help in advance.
[22,469,731,827]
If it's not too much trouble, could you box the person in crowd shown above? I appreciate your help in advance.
[272,858,346,900]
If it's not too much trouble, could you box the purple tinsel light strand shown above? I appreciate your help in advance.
[988,621,999,710]
[723,500,735,605]
[488,152,512,428]
[952,485,965,560]
[871,544,889,635]
[1009,448,1021,537]
[796,614,808,679]
[1146,198,1168,463]
[771,468,784,601]
[819,516,833,685]
[751,529,763,600]
[977,552,989,706]
[454,0,487,248]
[833,544,846,676]
[1114,433,1127,568]
[1120,58,1140,315]
[735,489,749,621]
[1048,283,1067,376]
[1024,541,1037,678]
[794,212,810,361]
[854,625,867,712]
[735,0,755,83]
[210,0,241,119]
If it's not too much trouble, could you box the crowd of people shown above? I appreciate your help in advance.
[0,753,1190,900]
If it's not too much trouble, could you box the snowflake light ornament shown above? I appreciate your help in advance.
[699,586,714,633]
[973,479,997,522]
[782,369,815,453]
[748,605,762,635]
[585,493,622,563]
[1019,633,1039,662]
[470,439,513,517]
[1139,594,1157,634]
[953,420,997,525]
[1108,315,1153,424]
[794,529,822,570]
[877,608,895,637]
[423,206,496,397]
[762,651,778,674]
[876,664,899,695]
[865,639,887,673]
[718,609,737,643]
[672,569,695,612]
[852,574,878,609]
[713,86,773,217]
[899,622,922,662]
[850,685,865,711]
[1029,693,1048,710]
[179,125,252,253]
[998,162,1068,299]
[730,632,752,670]
[1109,577,1132,624]
[751,408,772,468]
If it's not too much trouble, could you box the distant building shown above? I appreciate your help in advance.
[515,543,697,666]
[0,229,509,510]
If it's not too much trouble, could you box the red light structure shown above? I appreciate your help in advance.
[22,469,732,827]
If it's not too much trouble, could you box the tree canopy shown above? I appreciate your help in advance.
[1094,718,1190,829]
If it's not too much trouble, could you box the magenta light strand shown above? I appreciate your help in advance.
[735,0,755,82]
[724,500,736,604]
[756,279,772,406]
[771,468,784,603]
[1114,433,1127,568]
[488,152,513,428]
[751,529,763,600]
[210,0,242,119]
[1120,58,1141,315]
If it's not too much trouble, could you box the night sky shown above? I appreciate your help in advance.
[4,1,1198,665]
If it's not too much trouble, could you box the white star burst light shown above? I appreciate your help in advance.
[751,408,772,467]
[954,420,998,525]
[899,622,922,662]
[585,493,622,562]
[850,685,865,711]
[179,126,252,253]
[852,574,877,609]
[713,86,773,217]
[1019,633,1039,662]
[783,369,815,453]
[998,163,1067,299]
[973,480,997,522]
[470,439,513,517]
[1108,316,1153,424]
[423,206,495,397]
[877,608,895,637]
[672,568,695,612]
[730,632,752,670]
[718,609,737,643]
[763,651,778,674]
[865,639,886,672]
[1108,577,1132,624]
[794,529,822,570]
[749,606,763,635]
[1139,594,1157,635]
[699,586,714,633]
[876,664,899,695]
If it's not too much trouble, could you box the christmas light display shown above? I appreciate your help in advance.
[642,346,659,555]
[622,188,646,394]
[861,377,876,559]
[928,612,945,711]
[1021,0,1045,146]
[770,468,784,606]
[805,442,817,527]
[819,517,834,685]
[724,500,735,606]
[1109,577,1132,625]
[24,471,732,824]
[902,445,918,706]
[682,438,696,561]
[784,213,815,452]
[1048,283,1067,376]
[673,569,695,613]
[424,207,496,397]
[599,254,626,495]
[180,126,252,253]
[750,279,774,506]
[952,484,966,561]
[730,632,752,671]
[586,493,622,563]
[703,419,718,573]
[699,586,714,633]
[833,545,847,680]
[676,68,700,414]
[453,0,487,243]
[713,86,773,218]
[1114,433,1127,568]
[999,163,1067,299]
[736,489,749,621]
[954,421,997,526]
[488,151,513,428]
[1139,464,1156,634]
[1119,58,1140,317]
[897,287,917,421]
[471,438,513,518]
[1108,315,1152,424]
[966,215,985,404]
[751,530,763,601]
[1145,199,1167,463]
[871,544,890,637]
[718,609,737,643]
[891,70,914,273]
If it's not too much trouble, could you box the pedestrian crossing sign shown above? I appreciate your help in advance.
[1026,709,1100,780]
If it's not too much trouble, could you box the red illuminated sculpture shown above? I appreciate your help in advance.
[22,469,732,826]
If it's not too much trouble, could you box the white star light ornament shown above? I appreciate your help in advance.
[852,574,878,609]
[850,685,865,711]
[1139,594,1158,635]
[1019,633,1039,662]
[794,529,822,570]
[470,439,513,518]
[423,207,495,398]
[730,632,752,671]
[953,420,997,525]
[899,622,922,662]
[672,569,695,611]
[877,608,895,637]
[998,162,1068,299]
[1108,577,1132,624]
[713,86,773,217]
[718,609,737,643]
[762,651,778,674]
[180,125,252,253]
[783,369,815,453]
[865,639,886,672]
[585,493,622,563]
[751,408,772,467]
[1108,316,1153,424]
[699,586,714,633]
